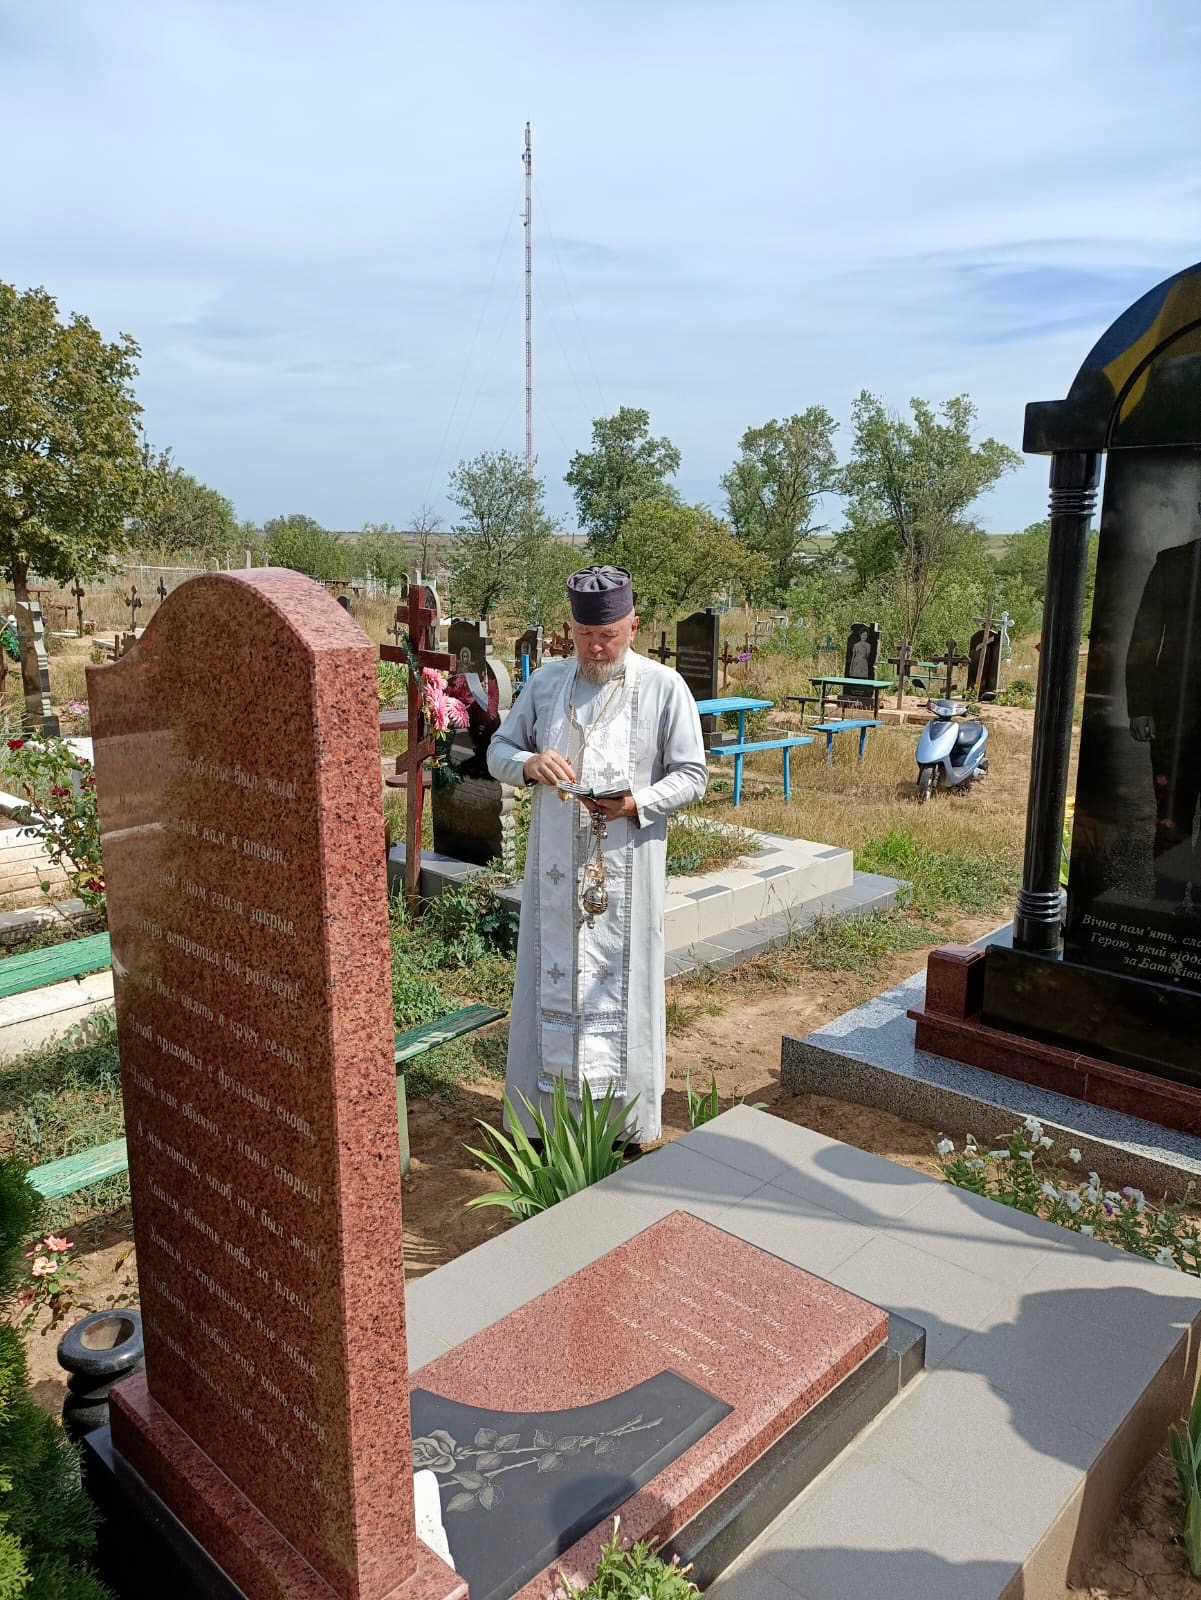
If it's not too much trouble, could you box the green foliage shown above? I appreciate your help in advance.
[355,524,410,593]
[721,409,840,598]
[264,515,347,581]
[565,408,681,558]
[446,451,560,618]
[664,813,754,877]
[129,447,239,560]
[465,1079,635,1219]
[1169,1386,1201,1576]
[854,826,1019,916]
[561,1518,699,1598]
[609,501,765,620]
[0,1153,111,1598]
[993,519,1100,634]
[684,1073,721,1128]
[0,281,148,590]
[3,736,105,916]
[789,910,938,976]
[517,528,581,629]
[377,659,409,709]
[840,392,1021,647]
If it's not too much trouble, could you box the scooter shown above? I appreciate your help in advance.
[914,698,988,802]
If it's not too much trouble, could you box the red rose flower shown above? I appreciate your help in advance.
[6,738,24,750]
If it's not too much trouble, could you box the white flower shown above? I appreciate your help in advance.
[1088,1172,1100,1190]
[1122,1187,1146,1213]
[1039,1135,1054,1150]
[1079,1225,1094,1237]
[1068,1148,1082,1164]
[988,1150,1010,1161]
[1084,1186,1100,1204]
[936,1138,955,1157]
[1104,1192,1122,1205]
[1024,1116,1044,1142]
[1019,1150,1034,1162]
[1040,1181,1059,1201]
[1063,1191,1082,1214]
[964,1134,977,1149]
[1158,1214,1169,1228]
[965,1158,984,1170]
[1155,1246,1174,1267]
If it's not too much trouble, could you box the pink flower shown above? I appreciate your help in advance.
[43,1235,73,1253]
[30,1256,57,1278]
[422,669,469,733]
[14,1287,34,1309]
[66,700,87,716]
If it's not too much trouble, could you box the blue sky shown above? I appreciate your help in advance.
[3,0,1199,534]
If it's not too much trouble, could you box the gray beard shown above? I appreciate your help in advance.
[576,651,628,685]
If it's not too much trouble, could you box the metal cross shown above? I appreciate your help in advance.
[125,584,142,632]
[545,864,565,886]
[648,630,675,664]
[156,577,168,604]
[933,639,970,698]
[547,963,566,984]
[388,606,405,648]
[71,579,85,637]
[888,639,913,709]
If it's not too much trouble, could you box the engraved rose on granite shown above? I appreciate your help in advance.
[411,1430,460,1473]
[416,1416,666,1514]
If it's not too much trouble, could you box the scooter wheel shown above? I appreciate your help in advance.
[916,766,936,804]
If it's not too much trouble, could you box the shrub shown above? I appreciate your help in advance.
[560,1517,699,1598]
[3,735,106,917]
[0,1153,112,1598]
[466,1079,635,1219]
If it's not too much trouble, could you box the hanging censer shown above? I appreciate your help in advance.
[581,811,609,925]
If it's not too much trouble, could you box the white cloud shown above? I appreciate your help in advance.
[2,0,1197,530]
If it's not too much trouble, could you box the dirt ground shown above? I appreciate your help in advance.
[20,912,1198,1595]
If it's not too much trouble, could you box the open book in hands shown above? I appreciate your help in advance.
[555,782,633,801]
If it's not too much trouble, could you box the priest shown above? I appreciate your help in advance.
[487,566,707,1144]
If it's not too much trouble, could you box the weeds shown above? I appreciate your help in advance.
[789,909,940,975]
[855,826,1019,916]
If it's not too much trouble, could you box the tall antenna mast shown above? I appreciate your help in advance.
[523,121,533,473]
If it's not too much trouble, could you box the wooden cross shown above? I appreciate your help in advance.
[51,603,71,628]
[889,640,913,709]
[156,577,168,604]
[71,579,85,637]
[388,606,405,648]
[380,583,454,911]
[933,638,970,698]
[125,584,142,633]
[648,630,676,664]
[718,639,737,687]
[545,624,574,658]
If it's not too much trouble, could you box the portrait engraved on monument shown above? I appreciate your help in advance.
[1066,445,1201,990]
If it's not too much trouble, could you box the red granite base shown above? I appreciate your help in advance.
[909,945,1201,1137]
[109,1376,467,1600]
[412,1210,889,1597]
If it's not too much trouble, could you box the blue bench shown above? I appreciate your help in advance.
[708,736,813,806]
[810,719,881,767]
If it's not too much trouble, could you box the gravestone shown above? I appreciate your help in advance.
[514,625,541,681]
[432,655,517,871]
[86,570,463,1600]
[967,625,1002,699]
[843,622,880,708]
[15,599,60,735]
[675,609,721,748]
[449,618,488,679]
[911,261,1201,1112]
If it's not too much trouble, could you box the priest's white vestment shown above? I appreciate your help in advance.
[486,651,707,1142]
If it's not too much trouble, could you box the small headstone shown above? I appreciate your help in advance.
[15,599,60,735]
[448,618,488,679]
[675,610,720,701]
[967,626,1002,700]
[86,570,459,1600]
[514,625,542,680]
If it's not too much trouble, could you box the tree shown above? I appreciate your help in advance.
[0,281,148,716]
[408,503,444,579]
[264,515,347,581]
[565,407,680,557]
[609,500,767,621]
[839,392,1021,646]
[447,451,558,618]
[516,530,580,627]
[355,523,410,593]
[130,446,240,560]
[721,409,840,598]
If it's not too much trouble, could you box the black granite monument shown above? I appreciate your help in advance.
[982,261,1201,1085]
[675,609,722,748]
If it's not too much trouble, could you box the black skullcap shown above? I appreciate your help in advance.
[566,565,634,624]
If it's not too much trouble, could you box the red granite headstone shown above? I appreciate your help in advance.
[87,570,464,1600]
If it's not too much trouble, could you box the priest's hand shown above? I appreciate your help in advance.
[590,794,639,823]
[524,751,576,786]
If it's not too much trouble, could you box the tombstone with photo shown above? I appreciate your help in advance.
[940,261,1201,1092]
[843,622,880,708]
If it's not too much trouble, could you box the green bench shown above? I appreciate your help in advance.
[810,719,882,767]
[26,1003,507,1200]
[0,931,112,999]
[709,736,813,806]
